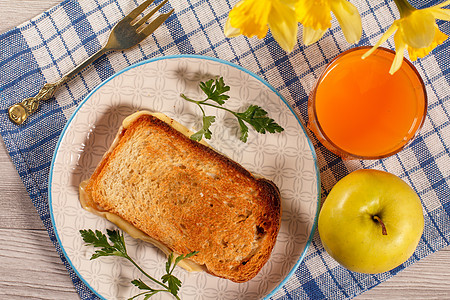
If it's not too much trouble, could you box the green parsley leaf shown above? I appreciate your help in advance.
[128,280,160,300]
[165,252,175,274]
[131,279,154,291]
[174,251,199,266]
[161,274,182,296]
[143,294,158,300]
[79,229,126,259]
[180,77,284,142]
[190,115,215,141]
[236,105,285,134]
[237,119,249,143]
[199,77,230,105]
[106,228,127,253]
[80,229,198,299]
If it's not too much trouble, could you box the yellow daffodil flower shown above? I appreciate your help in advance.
[224,0,298,52]
[295,0,362,46]
[363,0,450,74]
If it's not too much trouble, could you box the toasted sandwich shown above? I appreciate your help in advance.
[80,111,281,282]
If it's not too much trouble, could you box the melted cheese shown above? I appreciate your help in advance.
[123,111,210,147]
[78,111,208,272]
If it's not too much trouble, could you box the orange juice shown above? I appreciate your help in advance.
[308,47,427,159]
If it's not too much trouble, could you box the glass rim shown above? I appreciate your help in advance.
[308,46,428,160]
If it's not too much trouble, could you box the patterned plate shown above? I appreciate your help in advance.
[49,55,320,300]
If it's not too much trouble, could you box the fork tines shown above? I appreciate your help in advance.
[129,0,172,32]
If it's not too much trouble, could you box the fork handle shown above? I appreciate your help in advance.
[65,47,108,79]
[8,47,108,125]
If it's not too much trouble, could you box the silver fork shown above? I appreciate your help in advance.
[8,0,174,125]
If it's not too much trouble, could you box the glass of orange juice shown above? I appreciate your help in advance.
[308,46,427,160]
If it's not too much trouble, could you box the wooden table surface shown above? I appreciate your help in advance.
[1,1,449,299]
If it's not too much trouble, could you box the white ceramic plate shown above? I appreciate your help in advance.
[49,55,320,300]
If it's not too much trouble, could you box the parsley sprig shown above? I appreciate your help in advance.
[80,229,198,300]
[180,77,284,143]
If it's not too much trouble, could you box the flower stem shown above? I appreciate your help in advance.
[393,0,415,18]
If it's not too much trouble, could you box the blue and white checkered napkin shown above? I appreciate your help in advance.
[0,0,449,299]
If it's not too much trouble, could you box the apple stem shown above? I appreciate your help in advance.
[373,215,388,235]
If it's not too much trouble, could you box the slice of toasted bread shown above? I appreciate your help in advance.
[82,111,281,282]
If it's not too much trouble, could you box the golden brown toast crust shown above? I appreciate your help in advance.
[84,114,281,282]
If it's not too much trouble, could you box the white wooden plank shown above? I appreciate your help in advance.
[358,247,450,299]
[0,229,79,299]
[0,0,61,32]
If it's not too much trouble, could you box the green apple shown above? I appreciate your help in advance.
[318,169,424,274]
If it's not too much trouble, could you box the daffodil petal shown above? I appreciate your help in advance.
[390,31,408,74]
[427,7,450,21]
[280,0,298,7]
[224,17,242,38]
[228,0,271,39]
[303,26,327,46]
[296,0,332,31]
[437,0,450,8]
[362,23,399,59]
[399,10,436,49]
[408,24,448,60]
[268,2,299,52]
[330,0,362,44]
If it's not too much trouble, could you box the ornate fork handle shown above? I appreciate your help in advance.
[8,48,107,125]
[9,77,66,125]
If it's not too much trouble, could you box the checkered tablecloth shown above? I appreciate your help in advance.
[0,0,449,299]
